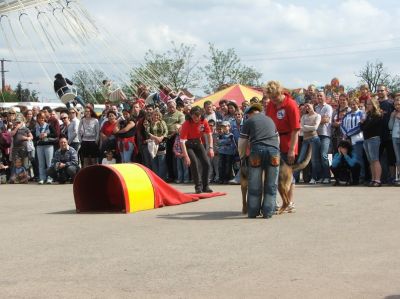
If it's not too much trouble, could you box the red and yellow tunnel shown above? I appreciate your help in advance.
[73,164,225,213]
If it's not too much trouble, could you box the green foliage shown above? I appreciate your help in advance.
[72,69,106,104]
[130,42,201,93]
[0,82,39,102]
[356,60,400,93]
[200,43,262,94]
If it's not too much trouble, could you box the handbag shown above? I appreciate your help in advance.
[147,140,159,159]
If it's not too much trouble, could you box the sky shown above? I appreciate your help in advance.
[0,0,400,100]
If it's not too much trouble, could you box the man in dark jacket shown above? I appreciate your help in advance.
[47,137,79,183]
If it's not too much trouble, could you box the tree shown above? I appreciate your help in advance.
[201,43,262,94]
[72,69,105,104]
[356,60,400,94]
[130,42,201,93]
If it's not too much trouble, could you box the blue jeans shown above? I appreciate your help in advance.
[119,141,134,163]
[151,154,166,180]
[176,156,189,182]
[297,136,321,180]
[36,145,54,181]
[363,136,380,162]
[392,137,400,166]
[247,145,279,218]
[319,135,331,179]
[353,141,365,179]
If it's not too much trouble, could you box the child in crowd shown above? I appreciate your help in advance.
[102,150,116,165]
[173,128,189,184]
[217,121,237,184]
[9,157,29,184]
[331,140,360,186]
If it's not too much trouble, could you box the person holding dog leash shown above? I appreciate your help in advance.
[238,103,280,218]
[264,81,300,213]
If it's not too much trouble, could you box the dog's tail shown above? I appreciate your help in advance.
[290,145,312,172]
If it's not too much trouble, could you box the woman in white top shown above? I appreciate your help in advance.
[297,102,322,184]
[78,107,99,168]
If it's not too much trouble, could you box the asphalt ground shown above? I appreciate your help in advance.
[1,182,400,298]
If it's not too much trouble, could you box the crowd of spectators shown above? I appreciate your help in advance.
[0,78,399,189]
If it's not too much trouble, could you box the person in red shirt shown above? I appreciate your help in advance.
[180,106,214,193]
[265,80,300,213]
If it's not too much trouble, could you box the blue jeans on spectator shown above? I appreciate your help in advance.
[176,156,189,182]
[363,136,380,162]
[218,153,235,183]
[353,141,365,179]
[392,137,400,167]
[152,154,166,180]
[36,145,54,181]
[319,135,331,179]
[247,145,279,218]
[297,136,321,180]
[120,141,134,163]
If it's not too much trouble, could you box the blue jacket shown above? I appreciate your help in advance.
[218,133,237,155]
[331,152,359,168]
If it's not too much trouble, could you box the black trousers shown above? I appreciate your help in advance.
[47,165,80,183]
[186,139,210,189]
[166,134,177,180]
[331,163,360,185]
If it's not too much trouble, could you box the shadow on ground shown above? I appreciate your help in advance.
[157,211,245,221]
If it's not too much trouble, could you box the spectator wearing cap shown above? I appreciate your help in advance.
[238,103,280,218]
[217,120,237,184]
[265,80,300,212]
[180,106,214,194]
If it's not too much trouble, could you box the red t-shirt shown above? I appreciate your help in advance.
[266,93,300,154]
[180,119,211,142]
[101,121,117,137]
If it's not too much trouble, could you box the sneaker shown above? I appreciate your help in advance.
[195,187,202,194]
[322,178,331,184]
[309,178,317,184]
[38,180,44,185]
[316,179,323,184]
[228,179,240,185]
[46,178,53,184]
[286,202,296,213]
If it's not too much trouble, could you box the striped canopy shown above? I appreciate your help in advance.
[194,84,263,107]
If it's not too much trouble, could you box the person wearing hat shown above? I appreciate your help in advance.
[180,106,214,194]
[238,103,280,218]
[217,120,237,184]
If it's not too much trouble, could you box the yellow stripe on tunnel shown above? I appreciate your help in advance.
[109,164,155,213]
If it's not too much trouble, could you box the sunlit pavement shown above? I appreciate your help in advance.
[1,183,400,298]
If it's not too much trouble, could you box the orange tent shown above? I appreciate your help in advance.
[193,84,263,107]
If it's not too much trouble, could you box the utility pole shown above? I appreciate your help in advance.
[0,58,10,93]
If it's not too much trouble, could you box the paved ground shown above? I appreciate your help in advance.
[1,182,400,298]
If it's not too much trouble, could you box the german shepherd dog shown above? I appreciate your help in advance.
[240,146,312,215]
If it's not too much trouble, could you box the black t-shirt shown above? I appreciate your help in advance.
[240,113,279,149]
[116,118,135,139]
